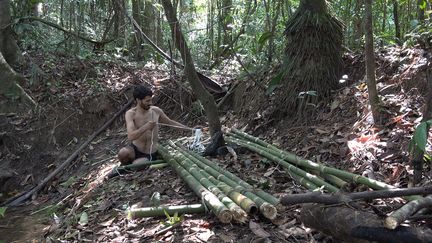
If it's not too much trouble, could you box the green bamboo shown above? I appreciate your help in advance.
[226,137,339,193]
[127,204,206,219]
[230,130,421,200]
[286,169,319,191]
[169,145,258,215]
[168,149,248,223]
[173,141,280,206]
[158,146,232,223]
[230,129,391,190]
[169,142,276,219]
[312,169,348,188]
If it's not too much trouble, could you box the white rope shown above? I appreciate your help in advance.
[188,128,205,153]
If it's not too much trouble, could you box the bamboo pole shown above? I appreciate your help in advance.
[229,130,393,190]
[169,145,258,215]
[127,204,206,219]
[225,137,339,192]
[168,149,248,223]
[169,142,277,219]
[158,146,232,223]
[173,141,280,206]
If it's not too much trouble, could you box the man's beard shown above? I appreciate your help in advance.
[140,102,150,110]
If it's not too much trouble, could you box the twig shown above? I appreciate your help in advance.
[7,99,134,206]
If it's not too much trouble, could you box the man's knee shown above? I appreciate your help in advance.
[118,147,133,165]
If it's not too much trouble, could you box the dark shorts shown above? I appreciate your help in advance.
[131,143,159,161]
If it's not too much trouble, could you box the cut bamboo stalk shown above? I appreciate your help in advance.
[170,146,258,215]
[158,146,232,223]
[226,137,339,192]
[169,150,248,223]
[127,204,206,219]
[169,142,276,219]
[229,130,395,191]
[173,141,280,206]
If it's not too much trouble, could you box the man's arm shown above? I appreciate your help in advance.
[125,110,156,140]
[156,107,191,130]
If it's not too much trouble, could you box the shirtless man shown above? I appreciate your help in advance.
[118,85,191,165]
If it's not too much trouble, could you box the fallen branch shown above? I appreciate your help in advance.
[281,186,432,206]
[7,99,134,206]
[385,195,432,229]
[301,204,432,243]
[18,17,114,45]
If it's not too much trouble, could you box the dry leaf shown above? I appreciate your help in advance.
[249,221,270,238]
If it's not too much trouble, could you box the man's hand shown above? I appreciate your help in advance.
[143,121,156,131]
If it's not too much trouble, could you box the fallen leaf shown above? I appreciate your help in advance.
[249,221,270,238]
[79,211,88,226]
[100,217,115,227]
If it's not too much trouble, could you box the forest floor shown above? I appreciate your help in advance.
[0,46,431,242]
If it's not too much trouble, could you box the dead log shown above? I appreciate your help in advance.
[301,204,432,243]
[385,195,432,229]
[7,99,134,206]
[281,186,432,205]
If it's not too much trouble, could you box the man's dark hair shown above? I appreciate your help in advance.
[133,85,153,100]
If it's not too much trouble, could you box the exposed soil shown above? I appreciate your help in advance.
[1,46,431,242]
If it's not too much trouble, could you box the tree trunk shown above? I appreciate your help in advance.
[279,0,343,117]
[131,0,144,58]
[0,0,20,66]
[301,204,432,243]
[160,0,221,136]
[0,52,36,112]
[353,0,364,49]
[382,0,387,33]
[364,0,381,124]
[393,0,401,44]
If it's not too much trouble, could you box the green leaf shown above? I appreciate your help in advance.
[258,31,273,50]
[266,72,283,95]
[413,122,428,153]
[79,211,88,226]
[419,0,427,10]
[0,207,7,217]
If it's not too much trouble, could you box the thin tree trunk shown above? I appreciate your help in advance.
[382,0,387,33]
[0,0,21,66]
[393,0,401,44]
[364,0,381,124]
[160,0,221,136]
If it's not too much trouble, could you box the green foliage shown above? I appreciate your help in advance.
[409,120,432,156]
[0,207,7,218]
